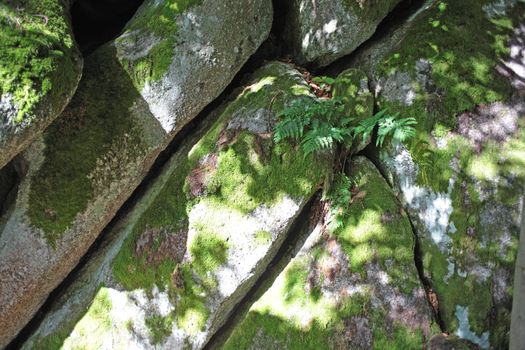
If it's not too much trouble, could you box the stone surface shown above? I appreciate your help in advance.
[0,0,83,169]
[0,0,272,346]
[285,0,401,66]
[223,157,439,349]
[360,0,525,347]
[22,62,331,349]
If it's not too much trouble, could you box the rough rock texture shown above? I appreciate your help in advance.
[285,0,401,66]
[0,0,272,347]
[360,0,525,348]
[22,62,332,349]
[224,157,439,349]
[0,0,83,169]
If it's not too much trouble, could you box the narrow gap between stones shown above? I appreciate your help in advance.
[8,0,444,346]
[0,159,21,227]
[71,0,146,55]
[357,123,448,334]
[203,193,324,350]
[5,37,283,349]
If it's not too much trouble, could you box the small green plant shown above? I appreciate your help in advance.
[273,90,417,234]
[353,109,417,147]
[273,98,353,157]
[325,173,352,233]
[274,99,417,157]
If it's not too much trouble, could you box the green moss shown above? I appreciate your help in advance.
[27,45,146,245]
[117,0,202,88]
[380,0,524,130]
[0,0,79,124]
[111,62,329,339]
[223,158,438,349]
[145,313,174,344]
[255,230,272,245]
[53,287,114,350]
[338,159,419,292]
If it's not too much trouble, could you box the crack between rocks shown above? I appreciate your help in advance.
[7,0,445,346]
[356,96,448,333]
[203,193,323,350]
[5,37,283,349]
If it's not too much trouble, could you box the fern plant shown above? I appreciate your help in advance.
[273,83,417,235]
[325,173,352,233]
[274,98,353,157]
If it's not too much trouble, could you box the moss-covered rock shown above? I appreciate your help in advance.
[362,1,525,348]
[22,62,332,349]
[115,0,272,133]
[0,1,273,346]
[0,0,83,169]
[284,0,401,66]
[223,156,440,349]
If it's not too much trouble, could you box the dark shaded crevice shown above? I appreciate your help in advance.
[0,160,21,224]
[317,0,432,76]
[203,193,324,350]
[5,23,288,348]
[71,0,145,54]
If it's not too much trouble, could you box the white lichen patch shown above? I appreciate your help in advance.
[455,305,490,349]
[383,143,456,252]
[59,286,180,350]
[187,196,300,298]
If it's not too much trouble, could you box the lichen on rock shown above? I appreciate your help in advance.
[367,0,525,347]
[224,157,440,349]
[22,62,332,349]
[285,0,402,66]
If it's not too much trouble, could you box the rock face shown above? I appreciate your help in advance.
[0,0,272,347]
[22,62,331,349]
[285,0,401,66]
[224,157,439,349]
[361,0,525,348]
[0,0,83,169]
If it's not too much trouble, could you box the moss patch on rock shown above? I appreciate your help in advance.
[224,157,438,349]
[111,62,329,338]
[0,0,79,124]
[27,45,146,245]
[117,0,202,89]
[374,2,524,346]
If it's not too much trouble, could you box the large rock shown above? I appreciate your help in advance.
[0,0,272,346]
[21,62,332,349]
[223,157,439,349]
[362,0,525,347]
[0,0,83,169]
[285,0,401,66]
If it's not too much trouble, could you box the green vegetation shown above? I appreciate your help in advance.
[255,230,272,245]
[111,63,329,338]
[27,46,146,246]
[375,1,525,345]
[118,0,202,88]
[224,158,438,349]
[0,0,79,123]
[145,313,174,344]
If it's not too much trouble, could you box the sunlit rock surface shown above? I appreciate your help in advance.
[0,0,271,346]
[284,0,401,66]
[22,62,332,349]
[224,157,439,349]
[363,0,525,347]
